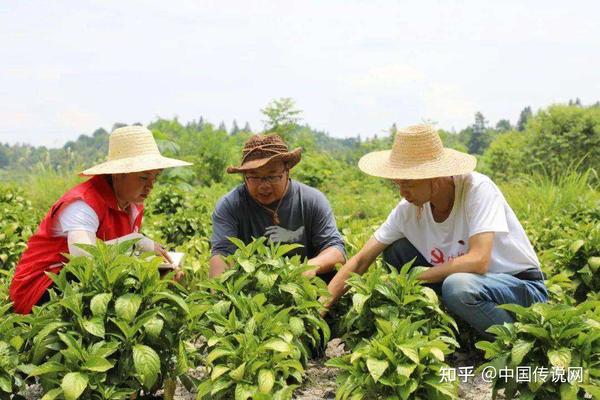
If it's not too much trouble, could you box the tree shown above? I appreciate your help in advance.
[495,119,512,132]
[242,122,252,133]
[261,98,303,140]
[230,120,240,135]
[217,121,227,132]
[526,104,600,176]
[111,122,127,132]
[517,106,532,131]
[468,112,489,154]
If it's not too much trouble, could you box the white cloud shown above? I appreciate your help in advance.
[348,64,425,91]
[0,0,599,145]
[422,83,478,128]
[57,109,101,132]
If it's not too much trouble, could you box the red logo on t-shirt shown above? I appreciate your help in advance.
[430,247,445,264]
[430,246,466,265]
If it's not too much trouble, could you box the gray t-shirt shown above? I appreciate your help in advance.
[211,179,346,260]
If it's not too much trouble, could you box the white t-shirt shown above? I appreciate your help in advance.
[373,172,540,274]
[51,200,140,237]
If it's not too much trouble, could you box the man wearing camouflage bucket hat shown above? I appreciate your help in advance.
[209,133,346,282]
[322,124,548,339]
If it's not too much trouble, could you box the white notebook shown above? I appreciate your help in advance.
[159,252,185,270]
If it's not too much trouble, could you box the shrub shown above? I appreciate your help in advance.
[189,239,331,399]
[326,318,459,400]
[19,240,193,400]
[475,301,600,399]
[338,260,457,348]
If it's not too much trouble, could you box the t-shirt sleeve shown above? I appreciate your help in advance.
[309,192,346,258]
[210,197,239,257]
[373,203,406,245]
[466,180,509,237]
[57,200,100,234]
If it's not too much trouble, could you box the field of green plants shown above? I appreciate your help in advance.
[0,102,599,399]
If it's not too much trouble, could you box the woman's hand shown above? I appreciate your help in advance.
[154,242,173,264]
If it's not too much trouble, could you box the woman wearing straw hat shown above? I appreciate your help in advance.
[10,125,191,314]
[209,133,346,282]
[323,124,547,338]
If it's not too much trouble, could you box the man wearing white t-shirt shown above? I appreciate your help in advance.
[323,124,547,339]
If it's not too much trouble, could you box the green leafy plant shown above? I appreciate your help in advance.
[326,318,459,400]
[194,294,304,399]
[475,301,600,399]
[194,238,330,353]
[338,260,457,348]
[188,238,331,399]
[0,187,38,272]
[542,221,600,302]
[19,240,193,400]
[0,303,30,399]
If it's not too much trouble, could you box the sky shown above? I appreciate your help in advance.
[1,0,599,148]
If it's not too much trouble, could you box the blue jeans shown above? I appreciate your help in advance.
[383,238,548,340]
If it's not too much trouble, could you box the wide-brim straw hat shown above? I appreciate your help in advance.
[80,125,192,176]
[358,124,476,180]
[227,133,302,174]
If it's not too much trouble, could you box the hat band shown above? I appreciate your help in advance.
[241,143,289,164]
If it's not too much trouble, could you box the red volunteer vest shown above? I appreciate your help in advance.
[10,175,144,314]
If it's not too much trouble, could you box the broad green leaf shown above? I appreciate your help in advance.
[289,317,304,336]
[588,257,600,272]
[0,374,10,393]
[366,358,388,383]
[421,286,439,304]
[518,324,549,340]
[206,348,232,364]
[115,293,142,322]
[132,344,160,389]
[396,363,416,378]
[475,341,499,358]
[352,293,369,314]
[29,361,67,376]
[499,303,530,317]
[90,293,112,316]
[82,317,105,338]
[258,369,275,393]
[239,259,256,273]
[569,239,585,254]
[41,388,63,400]
[264,340,292,353]
[511,340,534,365]
[234,383,255,400]
[428,347,445,362]
[176,340,190,376]
[211,365,230,381]
[229,362,246,381]
[560,382,578,400]
[398,345,419,364]
[424,377,458,399]
[145,317,164,338]
[82,356,114,372]
[152,291,189,314]
[61,372,88,400]
[548,348,571,369]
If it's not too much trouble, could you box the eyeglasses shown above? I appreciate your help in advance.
[244,172,286,185]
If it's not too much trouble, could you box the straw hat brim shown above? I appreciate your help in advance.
[227,147,302,174]
[358,148,477,180]
[80,154,193,176]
